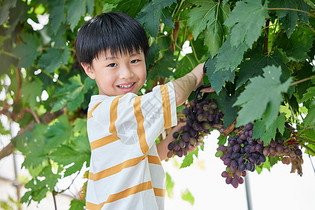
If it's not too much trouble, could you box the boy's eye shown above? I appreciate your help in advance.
[131,59,140,64]
[108,63,117,67]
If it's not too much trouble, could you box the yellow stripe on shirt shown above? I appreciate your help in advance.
[148,155,162,165]
[86,181,154,210]
[89,154,148,181]
[160,84,172,129]
[109,95,124,136]
[134,96,149,154]
[90,135,120,150]
[87,102,102,120]
[153,188,166,197]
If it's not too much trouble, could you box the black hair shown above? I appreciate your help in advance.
[75,12,149,65]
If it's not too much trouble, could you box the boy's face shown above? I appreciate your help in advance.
[82,50,146,96]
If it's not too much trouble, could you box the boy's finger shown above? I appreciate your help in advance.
[200,87,215,93]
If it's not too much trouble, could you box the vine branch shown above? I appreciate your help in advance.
[267,8,315,17]
[290,75,315,86]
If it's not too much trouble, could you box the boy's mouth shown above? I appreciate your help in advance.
[117,82,136,92]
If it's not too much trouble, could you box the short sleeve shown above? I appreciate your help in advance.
[113,82,177,154]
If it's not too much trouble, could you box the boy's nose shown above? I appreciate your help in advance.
[119,65,134,79]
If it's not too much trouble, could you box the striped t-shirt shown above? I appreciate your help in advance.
[85,82,177,210]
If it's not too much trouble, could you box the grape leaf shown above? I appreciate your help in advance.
[218,135,227,145]
[205,55,235,93]
[0,0,17,25]
[12,33,41,68]
[116,0,146,17]
[52,75,84,112]
[38,47,70,74]
[302,86,315,102]
[181,189,194,205]
[304,100,315,127]
[86,0,95,15]
[234,65,291,127]
[252,113,286,145]
[14,124,49,169]
[269,0,310,37]
[237,49,291,89]
[278,25,314,62]
[174,53,198,79]
[136,0,176,37]
[48,0,65,34]
[213,89,237,128]
[0,52,18,74]
[188,0,230,57]
[147,52,176,81]
[69,199,85,210]
[214,35,248,73]
[45,115,72,150]
[224,0,268,48]
[66,0,86,31]
[165,172,174,198]
[161,8,174,29]
[180,147,199,168]
[21,78,43,110]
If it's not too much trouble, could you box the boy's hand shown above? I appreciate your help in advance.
[191,63,215,93]
[157,122,202,160]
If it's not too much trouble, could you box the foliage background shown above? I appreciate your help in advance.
[0,0,314,209]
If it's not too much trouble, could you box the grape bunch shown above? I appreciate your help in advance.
[263,139,302,165]
[217,123,267,188]
[167,98,223,158]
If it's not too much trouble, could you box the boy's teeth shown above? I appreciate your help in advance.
[119,83,133,88]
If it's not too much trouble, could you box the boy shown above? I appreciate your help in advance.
[75,12,213,210]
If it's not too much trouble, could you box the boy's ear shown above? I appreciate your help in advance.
[81,62,96,79]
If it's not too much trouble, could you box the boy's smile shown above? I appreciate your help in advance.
[82,50,146,96]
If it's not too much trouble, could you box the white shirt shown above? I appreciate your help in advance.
[85,82,177,210]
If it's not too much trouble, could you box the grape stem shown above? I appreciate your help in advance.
[290,75,315,86]
[267,8,315,18]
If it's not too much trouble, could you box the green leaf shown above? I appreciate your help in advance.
[21,78,43,109]
[181,189,194,205]
[237,49,291,89]
[69,199,85,210]
[136,0,176,36]
[224,0,268,48]
[180,147,199,168]
[205,55,235,93]
[213,89,237,128]
[45,115,72,150]
[86,0,95,15]
[218,135,227,145]
[214,35,248,73]
[302,86,315,102]
[12,33,41,68]
[161,8,174,28]
[174,53,198,79]
[188,0,230,56]
[148,52,176,81]
[48,0,65,34]
[0,0,17,25]
[304,101,315,127]
[269,0,310,37]
[66,0,86,31]
[52,75,85,112]
[278,25,314,62]
[0,52,18,75]
[165,172,174,198]
[252,113,286,145]
[38,47,70,74]
[234,65,291,127]
[116,0,147,17]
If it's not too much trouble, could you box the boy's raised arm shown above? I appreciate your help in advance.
[172,63,205,106]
